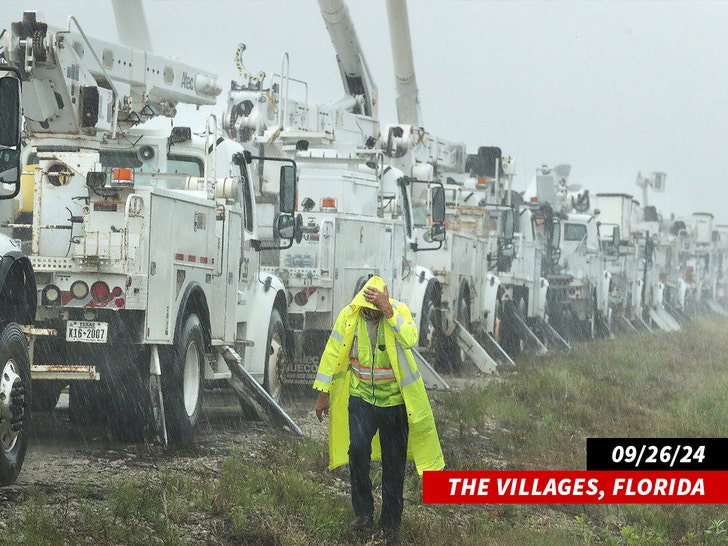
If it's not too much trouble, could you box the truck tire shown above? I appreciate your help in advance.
[0,323,31,486]
[162,314,204,443]
[264,309,286,403]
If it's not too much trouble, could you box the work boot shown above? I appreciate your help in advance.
[379,524,401,544]
[350,515,375,531]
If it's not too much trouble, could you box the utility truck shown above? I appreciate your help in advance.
[593,192,680,333]
[0,67,34,485]
[379,0,565,373]
[222,0,449,389]
[525,164,613,342]
[664,211,728,319]
[1,11,303,443]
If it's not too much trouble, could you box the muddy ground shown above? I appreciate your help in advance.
[0,378,488,542]
[0,388,326,538]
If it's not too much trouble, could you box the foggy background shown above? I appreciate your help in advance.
[5,0,728,221]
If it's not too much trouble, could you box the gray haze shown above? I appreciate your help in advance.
[5,0,728,220]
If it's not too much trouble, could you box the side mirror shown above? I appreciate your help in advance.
[279,164,297,214]
[0,77,21,148]
[252,160,301,252]
[428,222,446,243]
[0,74,22,199]
[431,185,445,224]
[275,214,295,240]
[0,149,20,184]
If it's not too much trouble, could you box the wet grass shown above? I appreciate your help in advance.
[3,317,728,544]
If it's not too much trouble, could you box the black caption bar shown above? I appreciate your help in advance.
[587,438,728,470]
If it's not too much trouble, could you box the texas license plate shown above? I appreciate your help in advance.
[66,321,108,343]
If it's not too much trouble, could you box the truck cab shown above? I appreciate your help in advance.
[0,70,34,485]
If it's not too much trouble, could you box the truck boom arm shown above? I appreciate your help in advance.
[318,0,378,118]
[385,0,421,127]
[3,11,221,138]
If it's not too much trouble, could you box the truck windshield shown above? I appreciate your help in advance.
[100,151,203,177]
[563,223,587,242]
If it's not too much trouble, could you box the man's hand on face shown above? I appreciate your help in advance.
[364,285,394,319]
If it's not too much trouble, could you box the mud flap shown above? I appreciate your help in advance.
[411,348,450,391]
[149,345,168,446]
[222,346,303,436]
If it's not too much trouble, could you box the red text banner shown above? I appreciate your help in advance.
[422,470,728,504]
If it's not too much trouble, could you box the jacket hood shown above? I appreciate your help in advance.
[351,276,387,310]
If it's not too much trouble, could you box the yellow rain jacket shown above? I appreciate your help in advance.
[313,276,445,476]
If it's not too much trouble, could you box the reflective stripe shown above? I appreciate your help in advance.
[316,372,333,385]
[350,358,396,381]
[351,365,372,380]
[396,342,421,388]
[330,330,344,343]
[392,313,404,333]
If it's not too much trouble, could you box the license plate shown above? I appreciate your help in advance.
[66,321,108,343]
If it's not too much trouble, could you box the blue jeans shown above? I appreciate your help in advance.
[348,395,409,528]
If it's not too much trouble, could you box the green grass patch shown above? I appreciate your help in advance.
[4,317,728,544]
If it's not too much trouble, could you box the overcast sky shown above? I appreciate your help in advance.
[6,0,728,220]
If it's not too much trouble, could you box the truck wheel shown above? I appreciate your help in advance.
[0,324,31,486]
[162,314,204,443]
[264,309,286,403]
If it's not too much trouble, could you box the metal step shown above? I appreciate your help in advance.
[221,346,303,436]
[706,299,728,317]
[664,300,689,323]
[480,329,515,368]
[648,308,680,332]
[633,314,654,333]
[656,306,681,331]
[453,320,499,375]
[616,313,639,333]
[596,312,616,339]
[510,312,548,355]
[411,348,450,391]
[530,317,570,352]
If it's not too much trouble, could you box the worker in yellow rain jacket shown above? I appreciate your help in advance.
[314,276,444,536]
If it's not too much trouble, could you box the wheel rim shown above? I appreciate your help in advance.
[267,330,283,401]
[182,340,201,417]
[0,359,25,452]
